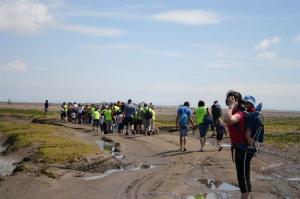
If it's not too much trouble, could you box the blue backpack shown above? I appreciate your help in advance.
[179,112,189,125]
[245,102,264,143]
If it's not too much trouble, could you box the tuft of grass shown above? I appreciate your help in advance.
[0,121,99,163]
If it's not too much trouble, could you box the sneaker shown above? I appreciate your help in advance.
[218,146,223,152]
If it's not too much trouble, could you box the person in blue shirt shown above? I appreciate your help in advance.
[176,101,195,151]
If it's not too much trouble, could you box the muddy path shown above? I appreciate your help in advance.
[0,122,299,199]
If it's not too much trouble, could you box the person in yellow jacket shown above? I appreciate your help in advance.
[103,105,113,134]
[150,107,157,135]
[93,108,100,132]
[194,100,212,152]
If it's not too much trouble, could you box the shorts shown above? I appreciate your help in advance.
[93,119,99,126]
[179,124,188,137]
[136,119,143,125]
[118,123,124,130]
[217,133,224,140]
[216,124,225,140]
[124,117,134,125]
[199,123,209,137]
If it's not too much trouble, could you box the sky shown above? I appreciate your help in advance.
[0,0,300,110]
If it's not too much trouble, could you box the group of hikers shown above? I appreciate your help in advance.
[54,89,263,199]
[59,99,157,136]
[176,90,264,199]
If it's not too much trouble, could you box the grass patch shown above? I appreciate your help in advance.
[265,133,300,148]
[264,117,300,133]
[156,114,176,127]
[0,121,99,163]
[0,108,58,119]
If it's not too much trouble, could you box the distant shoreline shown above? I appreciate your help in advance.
[1,101,300,115]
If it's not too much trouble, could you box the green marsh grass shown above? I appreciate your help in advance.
[0,121,99,163]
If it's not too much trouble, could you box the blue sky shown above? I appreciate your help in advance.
[0,0,300,110]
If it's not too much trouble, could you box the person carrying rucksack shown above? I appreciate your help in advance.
[211,100,222,137]
[194,100,212,152]
[225,90,256,199]
[143,104,153,136]
[176,101,195,151]
[243,95,264,152]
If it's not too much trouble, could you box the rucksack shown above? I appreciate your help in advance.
[211,104,222,118]
[232,103,264,155]
[179,112,188,125]
[144,108,153,120]
[245,104,264,143]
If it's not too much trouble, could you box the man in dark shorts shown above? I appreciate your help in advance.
[215,118,226,151]
[124,99,136,135]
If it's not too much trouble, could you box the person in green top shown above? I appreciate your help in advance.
[135,104,144,134]
[194,100,212,152]
[93,108,100,132]
[103,105,113,134]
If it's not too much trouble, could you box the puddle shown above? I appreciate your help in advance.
[256,175,272,181]
[187,179,240,199]
[261,162,284,171]
[0,146,7,153]
[221,144,231,148]
[96,140,114,152]
[111,152,125,159]
[198,179,240,191]
[286,177,300,181]
[0,158,17,177]
[271,173,282,179]
[130,165,155,171]
[83,164,155,181]
[187,192,233,199]
[96,140,125,160]
[84,169,124,180]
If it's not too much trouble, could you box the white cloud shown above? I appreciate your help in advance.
[0,60,28,72]
[150,10,221,25]
[65,10,137,19]
[257,51,276,59]
[255,36,280,50]
[0,0,54,33]
[294,34,300,43]
[59,24,126,37]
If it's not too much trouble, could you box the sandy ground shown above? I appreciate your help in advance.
[0,120,299,199]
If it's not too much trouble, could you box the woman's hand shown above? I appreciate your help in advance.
[227,96,238,109]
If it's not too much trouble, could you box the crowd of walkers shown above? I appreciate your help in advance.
[60,99,157,136]
[58,89,262,199]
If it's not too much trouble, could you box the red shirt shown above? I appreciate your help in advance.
[227,110,247,145]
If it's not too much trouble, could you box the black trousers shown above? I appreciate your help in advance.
[235,148,254,193]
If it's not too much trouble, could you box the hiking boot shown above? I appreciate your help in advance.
[218,146,223,151]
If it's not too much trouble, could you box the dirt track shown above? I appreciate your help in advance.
[0,122,299,199]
